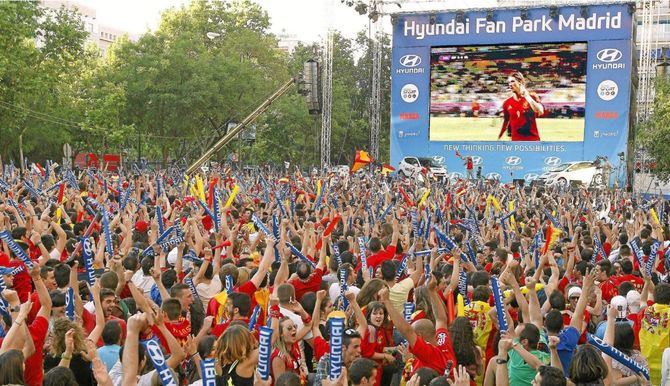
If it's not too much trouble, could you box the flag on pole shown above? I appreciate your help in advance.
[351,150,373,173]
[381,164,395,176]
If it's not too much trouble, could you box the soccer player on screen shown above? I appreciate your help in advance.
[497,72,544,141]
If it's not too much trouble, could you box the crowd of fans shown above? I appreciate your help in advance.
[0,162,666,386]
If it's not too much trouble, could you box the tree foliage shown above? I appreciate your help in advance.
[638,76,670,179]
[0,0,392,168]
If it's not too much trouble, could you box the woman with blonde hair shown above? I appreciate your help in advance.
[271,316,307,383]
[216,323,258,386]
[44,318,94,386]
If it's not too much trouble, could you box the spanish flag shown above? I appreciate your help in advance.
[381,164,395,176]
[351,150,373,173]
[542,222,562,255]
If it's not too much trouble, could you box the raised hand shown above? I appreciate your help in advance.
[377,287,390,302]
[316,290,327,303]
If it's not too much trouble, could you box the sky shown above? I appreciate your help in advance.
[67,0,495,43]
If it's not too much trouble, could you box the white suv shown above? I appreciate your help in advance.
[399,156,447,181]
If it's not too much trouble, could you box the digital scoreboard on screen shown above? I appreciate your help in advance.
[390,4,634,183]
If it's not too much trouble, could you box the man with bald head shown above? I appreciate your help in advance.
[378,275,457,377]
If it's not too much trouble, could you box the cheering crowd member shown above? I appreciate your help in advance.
[498,71,544,142]
[0,161,666,386]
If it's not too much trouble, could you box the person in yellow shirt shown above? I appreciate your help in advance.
[640,282,670,386]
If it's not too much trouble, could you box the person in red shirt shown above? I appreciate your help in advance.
[0,249,33,303]
[497,71,544,142]
[83,288,127,342]
[25,264,52,386]
[364,219,399,271]
[379,278,457,379]
[596,260,618,303]
[211,292,252,337]
[613,259,645,292]
[288,233,327,302]
[152,298,191,350]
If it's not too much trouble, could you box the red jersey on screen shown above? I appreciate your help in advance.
[503,95,541,141]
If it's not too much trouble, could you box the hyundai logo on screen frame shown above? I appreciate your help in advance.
[397,54,425,74]
[593,48,625,70]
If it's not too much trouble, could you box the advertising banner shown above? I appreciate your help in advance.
[391,4,634,185]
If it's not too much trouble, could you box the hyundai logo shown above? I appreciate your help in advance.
[596,48,622,63]
[449,172,464,179]
[471,156,483,165]
[399,54,422,68]
[544,156,562,166]
[505,156,521,166]
[486,173,501,180]
[432,155,445,164]
[524,173,539,181]
[145,340,165,366]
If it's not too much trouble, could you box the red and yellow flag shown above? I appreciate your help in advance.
[381,164,395,176]
[542,222,562,255]
[351,150,373,173]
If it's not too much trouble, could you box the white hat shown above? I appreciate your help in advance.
[626,290,641,314]
[568,287,582,298]
[167,247,191,270]
[611,295,628,318]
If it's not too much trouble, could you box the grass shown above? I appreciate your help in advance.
[429,116,585,142]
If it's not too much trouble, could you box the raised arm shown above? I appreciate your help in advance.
[122,313,146,386]
[249,235,275,288]
[525,277,543,330]
[501,264,529,321]
[312,290,326,339]
[446,248,461,294]
[154,310,186,368]
[346,290,368,337]
[379,287,417,346]
[192,247,212,286]
[570,269,595,332]
[87,282,106,343]
[429,275,449,330]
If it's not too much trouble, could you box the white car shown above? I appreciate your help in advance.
[327,165,350,177]
[537,161,604,187]
[399,156,447,181]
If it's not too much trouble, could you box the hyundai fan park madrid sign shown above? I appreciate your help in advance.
[390,3,634,184]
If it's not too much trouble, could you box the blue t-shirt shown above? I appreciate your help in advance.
[594,319,633,340]
[556,326,580,376]
[98,344,121,371]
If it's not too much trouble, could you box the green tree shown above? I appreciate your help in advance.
[638,76,670,179]
[107,0,290,165]
[0,2,89,162]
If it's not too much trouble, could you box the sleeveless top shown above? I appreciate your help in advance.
[218,360,254,386]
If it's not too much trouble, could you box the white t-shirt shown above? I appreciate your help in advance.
[110,361,155,386]
[196,275,222,308]
[328,282,360,305]
[49,248,61,260]
[131,270,155,298]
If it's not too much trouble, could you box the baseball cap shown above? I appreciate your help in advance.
[568,287,582,299]
[626,290,641,314]
[611,295,628,318]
